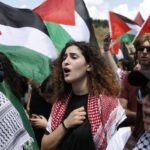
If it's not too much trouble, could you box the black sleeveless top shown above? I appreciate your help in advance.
[58,94,96,150]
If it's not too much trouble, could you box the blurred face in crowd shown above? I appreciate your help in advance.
[137,40,150,69]
[62,45,91,85]
[139,84,150,131]
[125,42,136,56]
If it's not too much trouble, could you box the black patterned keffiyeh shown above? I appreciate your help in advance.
[133,131,150,150]
[0,92,33,150]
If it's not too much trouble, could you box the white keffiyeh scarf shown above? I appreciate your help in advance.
[133,131,150,150]
[0,92,33,150]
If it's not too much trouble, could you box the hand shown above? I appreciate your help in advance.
[103,34,111,52]
[30,114,48,129]
[64,106,86,129]
[134,63,141,70]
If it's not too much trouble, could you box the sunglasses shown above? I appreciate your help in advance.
[137,87,150,104]
[137,46,150,52]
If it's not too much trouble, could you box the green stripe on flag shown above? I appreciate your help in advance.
[119,33,135,43]
[0,44,51,85]
[45,21,72,52]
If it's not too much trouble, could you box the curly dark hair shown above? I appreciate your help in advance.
[52,41,120,99]
[0,53,28,100]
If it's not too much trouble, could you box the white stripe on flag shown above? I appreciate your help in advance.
[60,12,90,42]
[127,23,141,35]
[0,24,57,60]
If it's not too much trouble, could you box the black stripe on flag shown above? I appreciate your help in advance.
[112,11,138,25]
[75,0,99,48]
[0,2,48,34]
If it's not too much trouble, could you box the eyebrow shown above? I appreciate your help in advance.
[65,51,78,54]
[64,52,81,56]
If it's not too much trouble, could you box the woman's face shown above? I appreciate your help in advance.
[62,45,91,84]
[142,86,150,131]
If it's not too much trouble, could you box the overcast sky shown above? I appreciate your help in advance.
[0,0,149,20]
[85,0,150,20]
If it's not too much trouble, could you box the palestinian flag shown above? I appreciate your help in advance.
[34,0,99,52]
[0,2,57,85]
[134,12,144,26]
[109,42,121,54]
[34,0,75,25]
[109,11,140,43]
[134,16,150,40]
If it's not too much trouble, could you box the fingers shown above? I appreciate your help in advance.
[104,34,111,42]
[75,115,86,123]
[29,114,47,129]
[75,106,86,113]
[65,106,87,128]
[29,118,39,123]
[31,119,47,128]
[31,122,42,128]
[74,106,86,116]
[29,115,41,122]
[30,118,43,126]
[30,117,43,122]
[31,114,39,118]
[39,115,45,119]
[75,106,84,111]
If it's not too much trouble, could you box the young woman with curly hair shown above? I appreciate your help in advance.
[41,41,125,150]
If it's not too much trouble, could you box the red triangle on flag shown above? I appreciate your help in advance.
[34,0,75,25]
[109,42,120,54]
[109,11,131,41]
[134,12,144,26]
[136,16,150,38]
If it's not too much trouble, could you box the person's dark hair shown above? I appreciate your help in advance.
[39,62,56,103]
[0,53,28,100]
[118,59,134,71]
[139,33,150,44]
[134,33,150,50]
[52,41,120,99]
[40,75,53,93]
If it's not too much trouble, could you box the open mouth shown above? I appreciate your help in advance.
[141,57,149,61]
[63,68,71,74]
[143,112,150,123]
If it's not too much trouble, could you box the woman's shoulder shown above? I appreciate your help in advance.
[99,94,119,107]
[100,94,118,100]
[99,94,126,125]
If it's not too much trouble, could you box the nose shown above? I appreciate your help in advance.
[143,48,148,53]
[63,56,70,65]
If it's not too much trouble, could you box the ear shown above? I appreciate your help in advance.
[86,64,92,72]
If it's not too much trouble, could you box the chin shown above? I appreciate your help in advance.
[141,61,150,65]
[144,124,150,132]
[64,78,73,83]
[65,79,78,84]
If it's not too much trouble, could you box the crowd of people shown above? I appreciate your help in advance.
[0,20,150,150]
[106,33,150,149]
